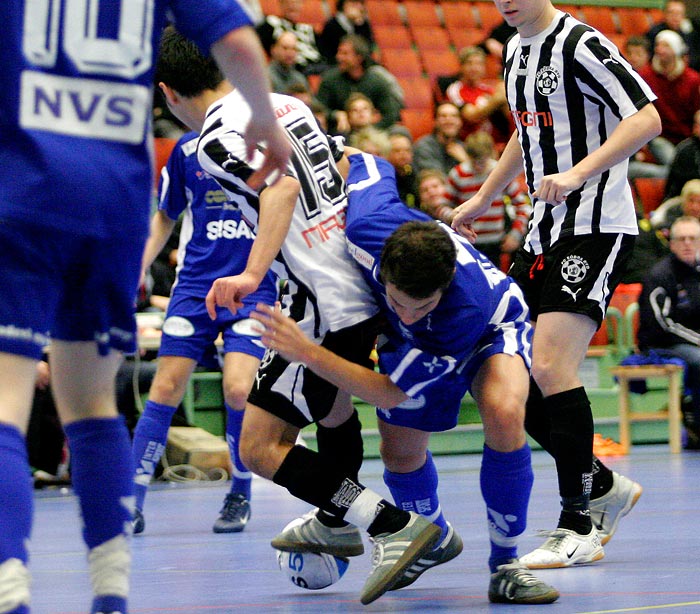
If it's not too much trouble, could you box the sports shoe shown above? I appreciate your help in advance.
[488,559,560,604]
[132,508,145,535]
[213,493,250,533]
[390,522,463,590]
[360,512,441,605]
[592,433,626,457]
[271,509,365,557]
[590,471,642,544]
[520,527,604,569]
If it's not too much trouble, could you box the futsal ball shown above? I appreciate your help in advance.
[276,550,349,590]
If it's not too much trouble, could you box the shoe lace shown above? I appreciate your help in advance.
[499,561,541,587]
[220,494,246,520]
[533,529,570,554]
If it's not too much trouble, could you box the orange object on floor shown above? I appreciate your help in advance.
[593,433,627,457]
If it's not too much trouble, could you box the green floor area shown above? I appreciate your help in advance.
[180,347,679,458]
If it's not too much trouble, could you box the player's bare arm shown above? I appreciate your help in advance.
[452,132,524,238]
[533,103,661,205]
[211,27,291,189]
[252,303,408,408]
[205,176,298,318]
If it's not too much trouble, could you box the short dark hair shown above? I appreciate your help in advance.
[379,221,456,298]
[155,26,224,97]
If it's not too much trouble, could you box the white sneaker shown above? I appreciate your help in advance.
[271,509,365,557]
[520,528,604,569]
[590,471,642,544]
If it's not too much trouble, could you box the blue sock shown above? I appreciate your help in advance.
[383,450,448,541]
[0,423,32,613]
[131,400,176,511]
[480,444,533,572]
[64,418,132,614]
[225,404,251,500]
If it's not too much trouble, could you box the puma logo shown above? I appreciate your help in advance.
[602,57,618,65]
[561,285,581,301]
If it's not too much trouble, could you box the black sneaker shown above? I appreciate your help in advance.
[132,508,145,535]
[212,493,250,533]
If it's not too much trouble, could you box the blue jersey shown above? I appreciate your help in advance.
[158,132,275,298]
[1,0,251,239]
[345,153,532,401]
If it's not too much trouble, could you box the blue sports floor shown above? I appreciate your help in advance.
[29,445,700,613]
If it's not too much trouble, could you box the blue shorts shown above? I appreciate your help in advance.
[159,292,269,362]
[0,218,145,359]
[376,296,533,432]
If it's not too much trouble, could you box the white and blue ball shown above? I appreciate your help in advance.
[276,550,349,590]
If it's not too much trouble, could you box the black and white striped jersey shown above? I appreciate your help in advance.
[198,90,378,336]
[504,10,657,253]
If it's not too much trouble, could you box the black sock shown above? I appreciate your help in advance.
[525,378,553,453]
[591,456,614,499]
[367,502,411,538]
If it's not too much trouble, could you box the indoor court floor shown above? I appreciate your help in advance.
[29,444,700,613]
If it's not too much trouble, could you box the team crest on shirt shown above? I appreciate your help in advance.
[560,255,589,283]
[535,66,560,96]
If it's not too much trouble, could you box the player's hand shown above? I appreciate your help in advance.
[205,273,260,319]
[451,195,488,243]
[532,171,582,206]
[244,121,291,190]
[251,302,314,364]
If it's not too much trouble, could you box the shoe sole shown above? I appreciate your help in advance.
[270,537,364,557]
[390,529,464,590]
[212,523,247,533]
[524,548,605,569]
[360,522,441,605]
[596,484,643,545]
[489,586,560,604]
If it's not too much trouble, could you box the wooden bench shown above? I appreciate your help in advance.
[609,364,684,454]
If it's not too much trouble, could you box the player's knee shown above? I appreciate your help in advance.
[379,440,425,473]
[148,374,186,406]
[222,382,249,410]
[481,397,526,443]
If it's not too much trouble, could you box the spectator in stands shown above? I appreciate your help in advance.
[665,108,700,198]
[646,0,700,72]
[316,34,403,133]
[387,128,419,208]
[480,19,517,61]
[624,35,652,72]
[447,131,531,269]
[413,102,469,175]
[418,169,455,224]
[348,125,391,156]
[437,47,511,145]
[345,92,381,138]
[637,215,700,449]
[620,213,670,284]
[268,31,310,94]
[636,29,700,176]
[256,0,327,75]
[652,178,700,232]
[318,0,374,64]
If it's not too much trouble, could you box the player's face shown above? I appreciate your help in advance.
[385,283,442,326]
[493,0,556,37]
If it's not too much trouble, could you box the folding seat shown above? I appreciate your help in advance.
[373,24,413,50]
[400,108,435,139]
[380,47,424,77]
[441,1,480,30]
[403,0,442,28]
[617,7,652,36]
[397,76,435,109]
[412,26,452,52]
[421,49,461,79]
[579,6,620,35]
[474,2,505,33]
[446,26,485,52]
[366,0,404,26]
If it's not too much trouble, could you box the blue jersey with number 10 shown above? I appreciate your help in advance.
[1,0,251,239]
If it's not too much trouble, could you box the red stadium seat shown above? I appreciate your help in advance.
[441,1,480,30]
[474,2,505,33]
[400,108,435,139]
[616,7,652,36]
[397,76,435,109]
[403,0,442,28]
[366,0,403,26]
[632,177,667,216]
[373,24,413,50]
[421,49,461,79]
[153,137,177,186]
[381,47,424,77]
[579,6,620,35]
[446,25,485,51]
[297,0,328,31]
[412,26,452,52]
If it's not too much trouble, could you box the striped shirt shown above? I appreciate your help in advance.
[504,10,656,253]
[447,158,532,245]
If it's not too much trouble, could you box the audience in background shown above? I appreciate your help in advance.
[417,169,455,224]
[413,103,468,174]
[256,0,327,75]
[652,178,700,232]
[345,92,381,137]
[637,215,700,449]
[447,132,530,269]
[624,35,652,72]
[317,34,403,133]
[268,31,310,94]
[318,0,374,64]
[646,0,700,72]
[480,19,517,61]
[665,108,700,199]
[437,46,511,145]
[348,125,391,156]
[387,128,419,208]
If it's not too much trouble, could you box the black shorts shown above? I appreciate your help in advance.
[509,233,635,327]
[247,315,382,428]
